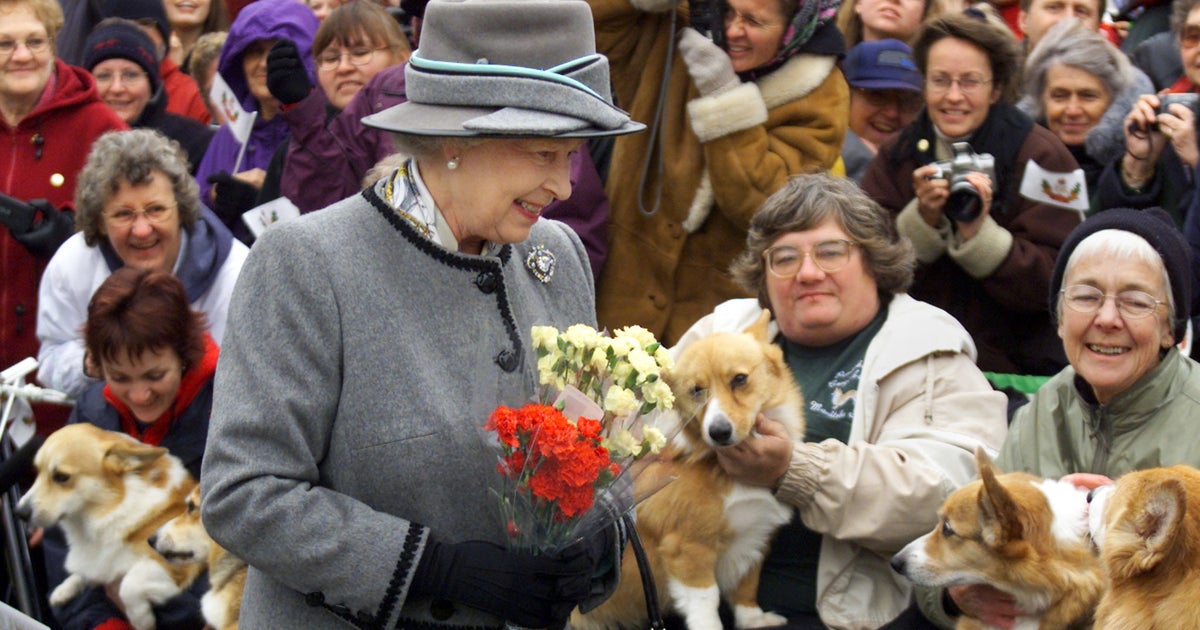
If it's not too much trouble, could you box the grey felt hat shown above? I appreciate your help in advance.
[361,0,644,138]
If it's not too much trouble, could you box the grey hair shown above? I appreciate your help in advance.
[74,129,200,246]
[730,173,916,309]
[1022,19,1133,121]
[1056,229,1175,332]
[1174,0,1200,36]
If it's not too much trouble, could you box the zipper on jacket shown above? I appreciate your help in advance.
[1088,406,1112,473]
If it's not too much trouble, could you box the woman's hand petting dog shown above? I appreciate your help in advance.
[948,584,1022,629]
[714,414,793,489]
[1060,472,1114,491]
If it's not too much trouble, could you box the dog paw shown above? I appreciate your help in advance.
[733,605,787,629]
[49,575,85,606]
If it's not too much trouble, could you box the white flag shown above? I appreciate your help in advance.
[209,73,256,145]
[1019,159,1089,215]
[243,196,300,239]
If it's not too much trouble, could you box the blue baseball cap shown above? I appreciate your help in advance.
[843,39,922,92]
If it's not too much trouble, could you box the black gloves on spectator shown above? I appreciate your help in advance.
[411,538,593,628]
[6,198,73,259]
[206,172,259,225]
[267,39,312,105]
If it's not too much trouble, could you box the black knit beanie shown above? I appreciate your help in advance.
[1049,207,1192,341]
[102,0,172,48]
[84,21,162,95]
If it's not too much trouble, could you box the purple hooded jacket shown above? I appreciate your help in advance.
[278,64,611,278]
[194,0,318,208]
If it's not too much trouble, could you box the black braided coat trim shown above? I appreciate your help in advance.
[362,186,522,372]
[322,522,426,629]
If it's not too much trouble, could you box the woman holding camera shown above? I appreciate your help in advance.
[861,11,1079,378]
[1093,0,1200,229]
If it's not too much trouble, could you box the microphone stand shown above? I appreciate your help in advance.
[0,358,72,622]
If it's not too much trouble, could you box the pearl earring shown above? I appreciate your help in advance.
[447,157,460,170]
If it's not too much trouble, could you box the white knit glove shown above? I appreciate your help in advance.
[677,27,740,96]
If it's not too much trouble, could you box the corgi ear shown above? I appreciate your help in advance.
[1123,478,1186,575]
[977,451,1023,546]
[744,309,773,343]
[104,441,169,473]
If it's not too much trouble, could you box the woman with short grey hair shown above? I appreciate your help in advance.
[1019,19,1150,207]
[674,172,1006,628]
[36,128,248,399]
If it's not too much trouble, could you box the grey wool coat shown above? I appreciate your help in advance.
[200,179,607,629]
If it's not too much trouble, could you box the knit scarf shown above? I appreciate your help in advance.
[103,334,219,446]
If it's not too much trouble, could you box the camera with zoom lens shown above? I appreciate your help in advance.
[928,142,996,223]
[688,0,726,49]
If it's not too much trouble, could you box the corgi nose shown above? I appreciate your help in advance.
[708,419,733,445]
[148,533,159,549]
[14,499,30,522]
[889,554,906,575]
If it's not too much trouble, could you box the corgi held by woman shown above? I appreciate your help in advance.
[1087,465,1200,630]
[573,310,805,630]
[891,448,1104,630]
[152,485,247,630]
[15,424,200,630]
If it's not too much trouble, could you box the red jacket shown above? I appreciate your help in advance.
[0,60,126,389]
[162,57,211,125]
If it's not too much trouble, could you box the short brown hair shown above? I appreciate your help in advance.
[912,12,1022,105]
[85,267,209,370]
[730,173,915,309]
[312,1,411,62]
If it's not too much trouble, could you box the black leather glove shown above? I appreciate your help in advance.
[411,538,592,628]
[11,199,73,259]
[206,172,259,225]
[267,39,312,105]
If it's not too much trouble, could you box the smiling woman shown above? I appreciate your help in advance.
[861,11,1081,378]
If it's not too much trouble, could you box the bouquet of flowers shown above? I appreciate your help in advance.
[483,324,683,555]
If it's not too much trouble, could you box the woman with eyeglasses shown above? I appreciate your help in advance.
[253,1,411,215]
[919,206,1200,628]
[1,0,126,435]
[671,173,1007,629]
[83,19,215,174]
[193,0,317,243]
[861,12,1080,379]
[1094,0,1200,230]
[1018,19,1149,213]
[35,129,247,400]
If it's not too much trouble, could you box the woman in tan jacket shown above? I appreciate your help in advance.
[590,0,849,345]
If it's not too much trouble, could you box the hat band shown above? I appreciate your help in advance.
[406,53,632,131]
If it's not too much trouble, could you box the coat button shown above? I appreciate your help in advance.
[475,271,500,294]
[495,349,519,372]
[649,293,668,309]
[430,599,456,620]
[305,592,325,607]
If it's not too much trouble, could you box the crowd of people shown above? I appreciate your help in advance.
[3,0,1200,627]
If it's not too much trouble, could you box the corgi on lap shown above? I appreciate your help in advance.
[573,310,805,630]
[16,424,200,630]
[891,448,1103,630]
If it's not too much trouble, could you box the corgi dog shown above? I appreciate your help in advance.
[15,424,200,630]
[1087,465,1200,630]
[152,485,247,630]
[891,448,1104,630]
[573,310,805,630]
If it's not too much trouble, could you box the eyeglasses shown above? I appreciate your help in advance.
[0,36,52,58]
[316,47,387,71]
[855,88,924,114]
[926,74,992,95]
[763,240,860,277]
[93,70,148,87]
[723,8,782,31]
[1060,284,1166,319]
[103,204,176,227]
[1181,25,1200,49]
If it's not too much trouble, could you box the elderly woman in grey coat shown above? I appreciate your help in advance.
[198,1,643,629]
[1018,18,1152,210]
